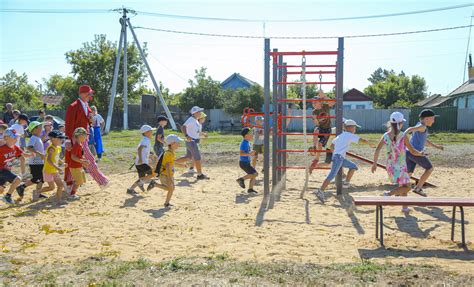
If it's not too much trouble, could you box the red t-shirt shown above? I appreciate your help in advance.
[0,144,23,169]
[67,143,84,169]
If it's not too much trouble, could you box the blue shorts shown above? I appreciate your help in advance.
[406,151,433,173]
[325,154,358,182]
[185,139,201,161]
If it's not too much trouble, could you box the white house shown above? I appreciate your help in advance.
[342,88,374,110]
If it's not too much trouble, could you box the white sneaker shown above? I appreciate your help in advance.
[342,181,353,188]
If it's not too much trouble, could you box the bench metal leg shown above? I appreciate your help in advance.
[460,206,466,248]
[379,205,384,246]
[451,206,456,241]
[376,205,379,239]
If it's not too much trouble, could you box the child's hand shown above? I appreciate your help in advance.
[251,150,256,156]
[371,163,377,173]
[202,132,208,138]
[82,160,90,168]
[437,144,444,151]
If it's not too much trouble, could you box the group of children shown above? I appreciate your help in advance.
[0,114,91,206]
[235,93,442,212]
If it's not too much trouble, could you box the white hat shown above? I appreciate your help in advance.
[190,106,204,114]
[390,112,406,124]
[165,134,184,145]
[140,124,156,133]
[344,119,361,128]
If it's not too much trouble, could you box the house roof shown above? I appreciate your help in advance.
[221,73,258,89]
[343,88,372,102]
[42,94,64,105]
[415,94,452,108]
[447,79,474,98]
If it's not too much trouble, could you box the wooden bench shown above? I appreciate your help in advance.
[353,196,474,247]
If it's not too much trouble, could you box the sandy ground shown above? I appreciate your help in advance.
[1,159,473,275]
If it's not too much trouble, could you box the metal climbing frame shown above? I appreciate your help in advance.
[262,38,344,198]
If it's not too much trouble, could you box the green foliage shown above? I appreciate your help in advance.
[0,70,42,110]
[178,67,222,111]
[364,68,427,108]
[222,85,264,114]
[65,34,148,111]
[43,74,77,109]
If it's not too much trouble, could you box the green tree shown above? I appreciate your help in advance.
[222,85,264,114]
[43,74,78,109]
[178,67,222,112]
[65,34,148,111]
[0,70,42,110]
[364,68,427,108]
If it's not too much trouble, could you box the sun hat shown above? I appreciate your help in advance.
[49,130,66,139]
[241,127,252,137]
[4,128,18,139]
[27,121,42,132]
[79,85,94,94]
[165,134,184,145]
[140,125,156,134]
[190,106,204,114]
[390,112,406,124]
[344,119,361,128]
[73,127,87,137]
[157,115,169,122]
[419,109,440,118]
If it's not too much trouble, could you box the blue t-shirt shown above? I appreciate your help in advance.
[410,122,428,151]
[239,139,251,162]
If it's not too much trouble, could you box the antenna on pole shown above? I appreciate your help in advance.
[105,7,177,133]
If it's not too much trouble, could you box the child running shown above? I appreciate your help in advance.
[67,128,90,199]
[314,120,372,203]
[0,128,29,204]
[16,121,46,202]
[40,131,66,205]
[405,109,444,197]
[236,127,258,194]
[148,134,184,207]
[154,115,168,158]
[252,116,264,169]
[372,112,424,213]
[127,125,156,194]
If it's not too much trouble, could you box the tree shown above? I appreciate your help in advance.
[178,67,222,112]
[65,34,148,111]
[222,85,264,114]
[364,68,427,108]
[0,70,42,110]
[43,74,78,109]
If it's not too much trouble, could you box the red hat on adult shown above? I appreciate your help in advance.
[79,85,94,95]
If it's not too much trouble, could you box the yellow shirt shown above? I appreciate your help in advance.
[43,145,61,174]
[160,150,175,177]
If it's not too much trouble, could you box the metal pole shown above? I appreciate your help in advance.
[282,63,288,191]
[105,20,125,134]
[336,37,344,196]
[122,9,129,130]
[127,19,177,130]
[276,55,283,186]
[272,49,278,191]
[263,38,271,197]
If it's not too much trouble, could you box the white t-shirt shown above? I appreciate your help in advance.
[11,123,25,147]
[93,114,104,128]
[79,99,89,116]
[331,131,360,157]
[183,116,202,139]
[135,136,151,165]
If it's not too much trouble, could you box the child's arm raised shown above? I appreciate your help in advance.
[358,137,376,148]
[405,124,426,134]
[426,139,444,150]
[371,136,385,173]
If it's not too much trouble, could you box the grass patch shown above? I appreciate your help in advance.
[40,224,78,235]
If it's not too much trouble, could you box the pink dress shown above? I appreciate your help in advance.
[382,131,410,185]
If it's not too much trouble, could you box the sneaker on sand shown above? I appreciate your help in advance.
[412,187,427,197]
[16,184,25,198]
[39,194,48,199]
[197,174,209,180]
[164,202,173,208]
[147,180,158,191]
[236,178,245,189]
[314,189,325,204]
[138,183,145,192]
[342,181,353,188]
[188,167,195,174]
[2,194,14,205]
[247,189,258,194]
[127,188,138,195]
[402,207,411,213]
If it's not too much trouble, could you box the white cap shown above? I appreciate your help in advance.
[140,124,156,133]
[390,112,406,123]
[344,119,361,128]
[165,134,184,145]
[190,106,204,114]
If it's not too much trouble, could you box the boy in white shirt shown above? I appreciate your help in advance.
[314,120,372,203]
[11,114,29,178]
[127,125,156,194]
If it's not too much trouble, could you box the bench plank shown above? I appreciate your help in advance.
[353,196,474,207]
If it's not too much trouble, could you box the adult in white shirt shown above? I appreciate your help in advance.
[176,106,208,180]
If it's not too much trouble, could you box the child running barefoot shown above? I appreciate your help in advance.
[372,112,424,213]
[68,128,90,199]
[314,120,372,203]
[40,131,66,205]
[236,127,258,194]
[16,121,46,202]
[127,125,157,195]
[148,134,185,207]
[0,129,30,205]
[405,109,444,197]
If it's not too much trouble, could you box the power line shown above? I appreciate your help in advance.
[134,24,474,40]
[0,8,112,14]
[134,3,473,22]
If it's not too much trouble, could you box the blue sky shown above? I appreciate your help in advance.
[1,0,472,96]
